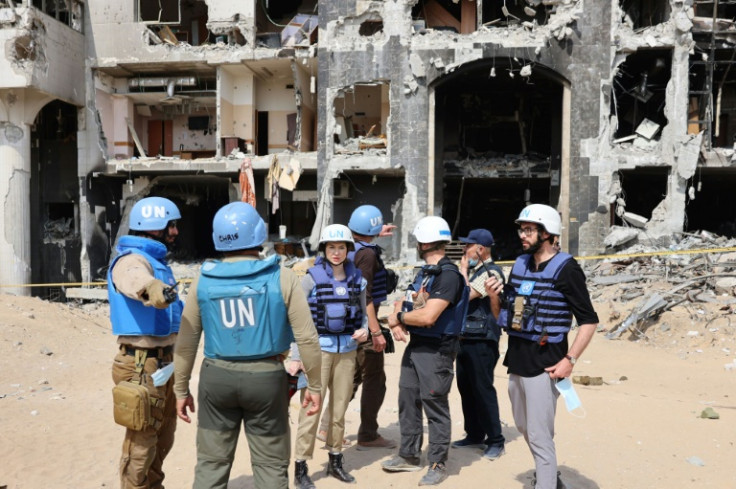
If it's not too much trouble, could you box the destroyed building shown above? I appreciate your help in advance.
[1,0,735,297]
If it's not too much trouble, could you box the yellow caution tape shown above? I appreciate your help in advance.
[3,246,736,288]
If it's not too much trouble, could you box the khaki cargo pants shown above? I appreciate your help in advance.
[112,349,177,489]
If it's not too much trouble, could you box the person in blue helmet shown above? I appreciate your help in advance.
[291,224,369,488]
[108,196,183,489]
[173,202,322,489]
[346,205,398,449]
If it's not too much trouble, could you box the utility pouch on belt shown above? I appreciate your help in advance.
[113,380,151,431]
[112,349,153,431]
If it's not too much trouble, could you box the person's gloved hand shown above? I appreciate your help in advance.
[142,279,169,309]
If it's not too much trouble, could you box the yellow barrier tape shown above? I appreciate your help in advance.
[3,246,736,288]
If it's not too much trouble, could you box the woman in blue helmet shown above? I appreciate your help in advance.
[173,201,322,489]
[291,224,369,488]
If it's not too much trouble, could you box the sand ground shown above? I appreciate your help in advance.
[1,288,735,489]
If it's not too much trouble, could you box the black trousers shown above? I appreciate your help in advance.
[398,339,456,464]
[455,339,505,447]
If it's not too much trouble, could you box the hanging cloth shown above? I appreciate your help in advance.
[239,157,256,207]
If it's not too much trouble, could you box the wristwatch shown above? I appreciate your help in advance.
[565,354,577,365]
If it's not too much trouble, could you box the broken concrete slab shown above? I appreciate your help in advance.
[65,288,108,301]
[604,226,639,248]
[622,212,649,228]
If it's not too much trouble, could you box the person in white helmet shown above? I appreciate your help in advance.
[291,224,369,487]
[484,204,599,489]
[382,216,470,486]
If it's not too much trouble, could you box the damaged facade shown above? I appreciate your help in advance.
[1,0,735,296]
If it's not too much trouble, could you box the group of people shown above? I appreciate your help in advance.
[108,196,598,489]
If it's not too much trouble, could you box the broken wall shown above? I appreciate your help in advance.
[1,7,84,106]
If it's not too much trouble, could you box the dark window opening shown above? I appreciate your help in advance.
[413,0,480,33]
[32,0,84,32]
[689,40,736,149]
[434,59,563,256]
[619,0,670,29]
[255,0,318,48]
[481,0,552,27]
[613,168,668,227]
[692,1,736,20]
[685,169,736,237]
[437,59,561,161]
[140,0,211,46]
[611,48,672,140]
[359,20,384,36]
[333,83,390,154]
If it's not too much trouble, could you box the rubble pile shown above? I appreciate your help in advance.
[584,231,736,352]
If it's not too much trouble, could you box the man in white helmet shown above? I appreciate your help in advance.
[484,204,599,489]
[382,216,469,486]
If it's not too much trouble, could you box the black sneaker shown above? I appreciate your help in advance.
[419,462,448,486]
[451,437,485,449]
[483,444,505,460]
[381,455,422,472]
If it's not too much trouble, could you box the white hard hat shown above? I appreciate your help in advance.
[319,224,355,248]
[413,216,452,244]
[516,204,562,235]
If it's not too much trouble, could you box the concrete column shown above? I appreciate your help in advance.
[0,119,32,296]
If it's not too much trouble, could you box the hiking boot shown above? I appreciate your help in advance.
[356,435,397,451]
[451,437,485,449]
[294,460,316,489]
[326,452,355,484]
[381,455,422,472]
[483,444,505,461]
[418,462,448,486]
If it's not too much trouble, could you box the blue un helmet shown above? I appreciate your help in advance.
[348,205,384,236]
[130,197,181,231]
[212,202,267,251]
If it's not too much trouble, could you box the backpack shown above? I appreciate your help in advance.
[385,268,399,295]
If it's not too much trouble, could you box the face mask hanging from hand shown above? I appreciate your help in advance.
[555,377,585,417]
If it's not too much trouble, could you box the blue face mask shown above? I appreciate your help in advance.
[468,258,479,268]
[555,377,585,417]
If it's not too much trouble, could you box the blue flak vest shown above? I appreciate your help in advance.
[498,252,574,344]
[461,262,505,341]
[307,257,363,335]
[404,262,470,339]
[108,235,182,337]
[349,241,388,306]
[197,255,293,361]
